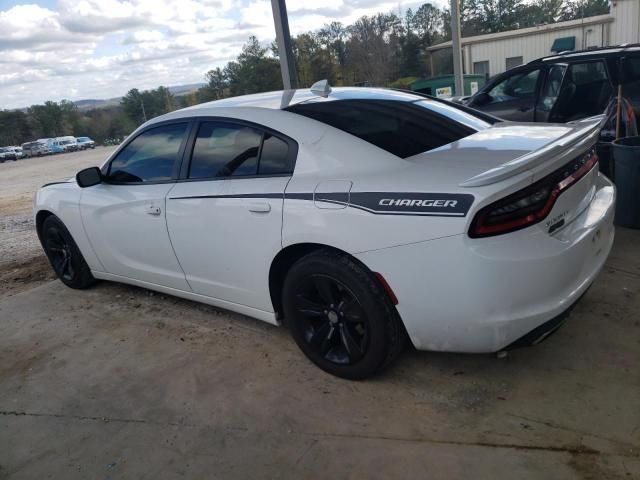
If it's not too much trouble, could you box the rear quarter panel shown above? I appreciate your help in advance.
[282,134,477,254]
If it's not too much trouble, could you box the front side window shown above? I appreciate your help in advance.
[539,64,567,112]
[487,69,541,104]
[107,123,188,183]
[188,122,293,179]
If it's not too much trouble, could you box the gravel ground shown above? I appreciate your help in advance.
[0,147,116,298]
[1,147,639,478]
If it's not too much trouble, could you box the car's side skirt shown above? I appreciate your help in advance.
[92,271,280,326]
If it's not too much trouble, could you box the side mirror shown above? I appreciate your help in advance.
[76,167,102,188]
[472,92,491,106]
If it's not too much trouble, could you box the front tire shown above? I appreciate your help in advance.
[283,250,406,380]
[41,215,96,289]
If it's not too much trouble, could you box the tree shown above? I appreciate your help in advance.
[561,0,610,21]
[346,13,403,85]
[318,22,348,83]
[0,110,32,145]
[412,3,444,46]
[224,37,282,96]
[121,86,176,125]
[293,32,336,87]
[203,67,228,100]
[121,88,146,124]
[27,100,79,138]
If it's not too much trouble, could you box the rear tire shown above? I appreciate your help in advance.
[41,215,96,289]
[283,250,406,380]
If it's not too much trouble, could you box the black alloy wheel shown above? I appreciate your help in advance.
[283,250,406,379]
[41,215,96,289]
[43,225,75,281]
[294,274,369,365]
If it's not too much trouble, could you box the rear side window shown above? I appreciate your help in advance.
[107,123,187,182]
[188,122,294,179]
[487,68,541,102]
[287,99,480,158]
[259,134,291,174]
[569,61,608,85]
[190,123,262,178]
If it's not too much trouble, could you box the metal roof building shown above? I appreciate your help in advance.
[427,0,640,78]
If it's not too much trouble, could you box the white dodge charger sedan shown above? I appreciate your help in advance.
[34,85,615,379]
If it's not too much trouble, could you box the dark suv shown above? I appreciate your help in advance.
[464,45,640,125]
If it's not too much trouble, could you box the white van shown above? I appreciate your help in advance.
[52,136,79,152]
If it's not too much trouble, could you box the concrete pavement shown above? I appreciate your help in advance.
[1,229,639,479]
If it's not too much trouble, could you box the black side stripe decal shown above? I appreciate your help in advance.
[169,192,474,217]
[41,181,71,188]
[170,193,285,200]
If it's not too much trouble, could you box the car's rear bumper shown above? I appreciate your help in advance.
[356,174,615,353]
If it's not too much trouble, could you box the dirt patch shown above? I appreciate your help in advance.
[0,150,116,297]
[0,254,56,299]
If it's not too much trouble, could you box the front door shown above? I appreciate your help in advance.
[80,122,191,291]
[166,120,297,312]
[535,64,568,122]
[472,67,542,121]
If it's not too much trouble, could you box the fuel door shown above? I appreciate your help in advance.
[314,180,352,209]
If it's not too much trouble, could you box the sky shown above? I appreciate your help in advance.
[0,0,435,109]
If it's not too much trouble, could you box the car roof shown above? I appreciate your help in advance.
[179,87,426,113]
[529,44,640,64]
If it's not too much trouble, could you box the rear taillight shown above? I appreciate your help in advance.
[469,148,599,238]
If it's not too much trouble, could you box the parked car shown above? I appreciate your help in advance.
[48,143,66,154]
[35,86,614,379]
[464,45,640,125]
[4,146,24,159]
[22,141,52,157]
[0,147,17,162]
[52,136,79,152]
[76,137,96,150]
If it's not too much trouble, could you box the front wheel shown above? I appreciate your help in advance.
[41,215,96,289]
[283,250,406,380]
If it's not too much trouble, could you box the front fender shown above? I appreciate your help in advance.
[34,183,105,271]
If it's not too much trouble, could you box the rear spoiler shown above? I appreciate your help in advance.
[459,119,602,188]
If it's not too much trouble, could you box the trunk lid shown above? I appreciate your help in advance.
[405,119,602,236]
[405,120,600,188]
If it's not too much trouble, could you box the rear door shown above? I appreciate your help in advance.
[80,121,191,290]
[166,120,297,312]
[620,55,640,124]
[470,66,542,121]
[549,60,612,122]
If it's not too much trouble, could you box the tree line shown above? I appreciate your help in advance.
[0,0,608,146]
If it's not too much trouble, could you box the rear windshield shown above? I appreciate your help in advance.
[286,99,490,158]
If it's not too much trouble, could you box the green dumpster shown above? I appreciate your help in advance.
[410,75,487,98]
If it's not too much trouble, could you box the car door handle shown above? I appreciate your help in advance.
[247,202,271,213]
[518,106,532,112]
[146,205,162,216]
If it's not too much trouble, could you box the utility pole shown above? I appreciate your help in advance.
[451,0,464,96]
[140,98,147,122]
[271,0,298,90]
